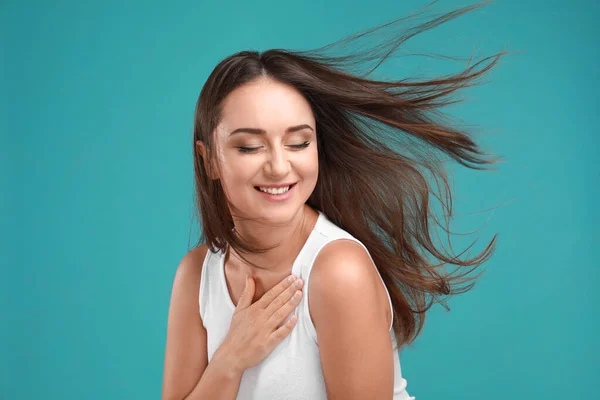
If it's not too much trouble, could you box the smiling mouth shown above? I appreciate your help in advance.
[254,183,297,194]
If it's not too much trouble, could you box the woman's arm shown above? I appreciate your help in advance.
[309,240,395,400]
[180,348,244,400]
[162,245,243,400]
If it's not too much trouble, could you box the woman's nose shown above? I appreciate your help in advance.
[264,149,291,178]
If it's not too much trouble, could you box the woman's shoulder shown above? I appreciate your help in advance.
[181,244,210,268]
[312,239,375,280]
[172,244,210,291]
[308,238,393,331]
[310,236,392,324]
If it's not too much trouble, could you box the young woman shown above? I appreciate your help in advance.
[163,2,506,399]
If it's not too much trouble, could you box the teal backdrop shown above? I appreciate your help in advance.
[2,0,598,398]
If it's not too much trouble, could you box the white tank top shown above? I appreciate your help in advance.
[199,210,415,399]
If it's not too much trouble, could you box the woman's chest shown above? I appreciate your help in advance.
[235,325,327,400]
[224,263,294,307]
[204,289,327,399]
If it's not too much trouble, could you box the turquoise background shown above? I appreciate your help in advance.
[2,0,598,398]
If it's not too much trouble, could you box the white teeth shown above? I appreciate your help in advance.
[259,186,291,195]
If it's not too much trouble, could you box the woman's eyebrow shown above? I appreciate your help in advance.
[229,124,313,136]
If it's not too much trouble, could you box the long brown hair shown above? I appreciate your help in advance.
[192,1,509,348]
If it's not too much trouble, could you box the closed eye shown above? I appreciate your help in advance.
[236,141,311,154]
[289,141,311,149]
[237,146,260,153]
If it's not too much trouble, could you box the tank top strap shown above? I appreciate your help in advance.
[199,247,217,326]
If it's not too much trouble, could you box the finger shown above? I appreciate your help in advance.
[255,274,298,309]
[269,314,298,344]
[235,275,255,310]
[266,288,302,327]
[264,277,303,317]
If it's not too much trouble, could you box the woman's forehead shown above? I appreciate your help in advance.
[218,79,315,136]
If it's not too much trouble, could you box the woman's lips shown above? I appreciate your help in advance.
[254,183,297,202]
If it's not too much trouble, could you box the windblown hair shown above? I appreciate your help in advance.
[192,1,508,348]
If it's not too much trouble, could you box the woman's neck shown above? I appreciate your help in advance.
[226,205,319,277]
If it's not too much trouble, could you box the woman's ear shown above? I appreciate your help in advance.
[196,140,219,180]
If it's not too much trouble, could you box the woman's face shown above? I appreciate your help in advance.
[206,77,319,224]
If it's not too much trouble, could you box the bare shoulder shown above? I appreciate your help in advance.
[173,244,209,289]
[311,239,377,282]
[308,239,391,329]
[307,239,395,398]
[162,244,210,400]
